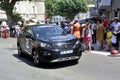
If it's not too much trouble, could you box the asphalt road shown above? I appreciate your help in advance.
[0,38,120,80]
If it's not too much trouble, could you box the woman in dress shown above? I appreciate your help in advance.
[96,19,104,50]
[83,23,92,52]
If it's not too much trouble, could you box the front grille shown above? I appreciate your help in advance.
[53,42,75,50]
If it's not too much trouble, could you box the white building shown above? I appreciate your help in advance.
[0,0,45,22]
[95,0,120,20]
[75,4,99,21]
[51,15,66,23]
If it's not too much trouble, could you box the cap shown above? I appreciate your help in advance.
[81,24,86,27]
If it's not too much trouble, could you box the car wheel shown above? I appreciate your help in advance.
[33,50,40,66]
[17,44,24,57]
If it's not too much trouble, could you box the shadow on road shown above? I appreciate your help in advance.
[13,54,78,69]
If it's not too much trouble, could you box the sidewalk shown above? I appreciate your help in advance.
[88,43,120,58]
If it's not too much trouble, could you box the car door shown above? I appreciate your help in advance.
[18,27,28,52]
[23,27,34,55]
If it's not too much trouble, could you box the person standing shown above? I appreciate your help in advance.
[113,18,120,50]
[103,17,108,43]
[96,19,104,50]
[0,26,2,38]
[81,24,87,50]
[70,20,81,40]
[82,23,92,52]
[86,24,92,52]
[2,26,7,39]
[91,21,97,43]
[15,25,21,37]
[106,28,112,51]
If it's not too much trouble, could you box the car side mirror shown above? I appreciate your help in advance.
[25,33,33,39]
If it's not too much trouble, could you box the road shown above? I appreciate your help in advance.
[0,38,120,80]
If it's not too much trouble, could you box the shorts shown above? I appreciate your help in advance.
[112,43,117,47]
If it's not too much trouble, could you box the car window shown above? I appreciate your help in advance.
[23,27,33,37]
[34,26,66,38]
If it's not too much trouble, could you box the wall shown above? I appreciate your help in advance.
[111,0,120,19]
[0,0,45,22]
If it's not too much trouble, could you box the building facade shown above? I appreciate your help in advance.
[96,0,120,20]
[0,0,45,21]
[51,15,66,23]
[74,4,99,21]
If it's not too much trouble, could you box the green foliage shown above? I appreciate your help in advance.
[45,0,59,16]
[45,0,87,20]
[12,13,22,23]
[86,0,95,4]
[0,0,21,24]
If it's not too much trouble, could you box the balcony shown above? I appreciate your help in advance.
[99,0,111,9]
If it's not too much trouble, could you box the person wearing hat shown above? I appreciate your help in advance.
[113,17,120,50]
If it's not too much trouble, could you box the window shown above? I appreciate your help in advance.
[114,11,118,17]
[34,26,66,38]
[23,27,33,38]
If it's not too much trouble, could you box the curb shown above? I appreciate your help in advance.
[91,50,120,58]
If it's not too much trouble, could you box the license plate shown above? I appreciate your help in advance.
[60,50,73,55]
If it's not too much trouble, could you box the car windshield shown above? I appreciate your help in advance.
[33,25,67,38]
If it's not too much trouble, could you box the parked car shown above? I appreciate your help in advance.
[17,24,83,66]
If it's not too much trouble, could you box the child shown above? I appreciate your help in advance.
[106,28,112,51]
[83,23,92,52]
[111,31,117,50]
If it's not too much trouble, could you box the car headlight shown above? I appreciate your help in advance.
[73,40,81,48]
[75,40,80,45]
[39,42,53,48]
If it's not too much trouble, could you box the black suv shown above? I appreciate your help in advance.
[17,24,83,66]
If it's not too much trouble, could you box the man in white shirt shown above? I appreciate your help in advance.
[113,18,120,50]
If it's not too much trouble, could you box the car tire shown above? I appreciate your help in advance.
[32,50,40,66]
[17,44,24,57]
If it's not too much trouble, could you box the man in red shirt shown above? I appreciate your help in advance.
[103,17,108,27]
[103,17,108,41]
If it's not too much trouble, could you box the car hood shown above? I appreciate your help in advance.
[37,34,77,43]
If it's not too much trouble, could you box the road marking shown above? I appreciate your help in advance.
[91,50,120,58]
[91,51,111,56]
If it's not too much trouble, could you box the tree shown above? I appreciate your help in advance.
[86,0,95,4]
[59,0,87,20]
[45,0,87,20]
[45,0,59,18]
[0,0,31,25]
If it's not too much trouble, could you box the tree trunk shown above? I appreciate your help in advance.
[6,10,14,27]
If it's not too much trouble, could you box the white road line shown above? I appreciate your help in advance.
[91,51,111,56]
